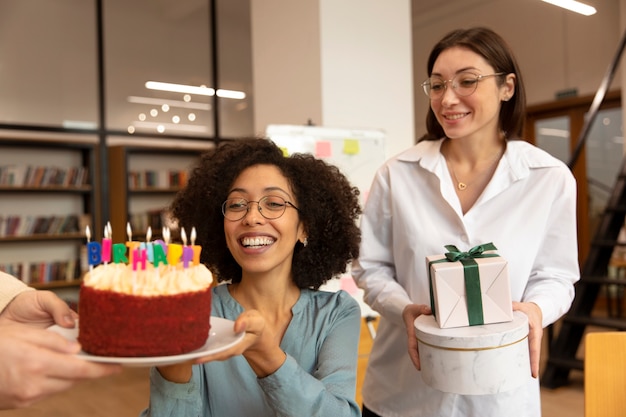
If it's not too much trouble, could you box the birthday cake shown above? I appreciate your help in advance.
[78,228,213,357]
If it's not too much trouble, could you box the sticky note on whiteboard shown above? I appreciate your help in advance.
[315,141,332,158]
[343,139,360,155]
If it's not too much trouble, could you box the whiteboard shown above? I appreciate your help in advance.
[265,124,386,206]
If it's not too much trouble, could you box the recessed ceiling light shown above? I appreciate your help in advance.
[541,0,597,16]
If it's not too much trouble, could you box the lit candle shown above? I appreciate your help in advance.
[142,226,154,263]
[162,227,170,245]
[85,226,100,270]
[132,246,148,271]
[181,227,193,268]
[190,227,201,265]
[102,225,112,264]
[167,227,182,267]
[112,243,128,263]
[126,222,140,263]
[152,240,168,267]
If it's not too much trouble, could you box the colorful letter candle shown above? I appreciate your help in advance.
[126,222,140,263]
[85,226,101,267]
[102,225,112,263]
[142,226,154,262]
[152,241,168,267]
[132,247,148,270]
[191,227,201,265]
[82,223,203,271]
[87,241,102,266]
[167,243,183,266]
[113,243,129,263]
[181,228,193,268]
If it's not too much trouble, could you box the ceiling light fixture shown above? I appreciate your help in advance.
[127,96,211,111]
[216,89,246,99]
[145,81,246,99]
[541,0,597,16]
[145,81,215,96]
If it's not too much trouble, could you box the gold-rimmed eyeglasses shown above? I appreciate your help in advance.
[222,195,300,221]
[421,72,505,100]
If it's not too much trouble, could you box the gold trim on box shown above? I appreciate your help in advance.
[416,335,528,352]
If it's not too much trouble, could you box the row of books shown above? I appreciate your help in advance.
[0,259,81,284]
[129,208,177,237]
[128,170,188,190]
[0,214,84,238]
[0,165,88,187]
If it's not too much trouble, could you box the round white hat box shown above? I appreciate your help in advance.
[414,311,531,395]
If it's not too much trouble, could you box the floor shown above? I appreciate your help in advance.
[0,319,585,417]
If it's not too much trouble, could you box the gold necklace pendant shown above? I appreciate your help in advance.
[446,146,504,192]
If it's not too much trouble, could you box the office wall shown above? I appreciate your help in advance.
[250,1,323,135]
[251,1,415,160]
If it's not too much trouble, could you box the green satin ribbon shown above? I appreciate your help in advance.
[428,243,499,326]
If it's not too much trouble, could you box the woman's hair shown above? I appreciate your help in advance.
[170,138,362,290]
[421,27,527,141]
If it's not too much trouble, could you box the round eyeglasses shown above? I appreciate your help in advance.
[222,195,300,221]
[421,72,505,100]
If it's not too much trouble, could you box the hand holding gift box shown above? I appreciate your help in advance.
[426,243,513,329]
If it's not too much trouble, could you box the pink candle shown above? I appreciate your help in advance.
[125,222,140,263]
[102,225,112,263]
[132,247,148,270]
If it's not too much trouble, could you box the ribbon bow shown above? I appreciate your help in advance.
[444,242,498,262]
[428,242,499,326]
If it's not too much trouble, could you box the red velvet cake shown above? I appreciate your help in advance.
[78,262,213,357]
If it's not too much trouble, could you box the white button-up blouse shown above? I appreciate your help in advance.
[352,138,580,417]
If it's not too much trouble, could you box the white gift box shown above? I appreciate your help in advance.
[426,252,513,328]
[414,311,531,395]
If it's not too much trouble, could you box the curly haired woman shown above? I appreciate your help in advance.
[140,138,362,417]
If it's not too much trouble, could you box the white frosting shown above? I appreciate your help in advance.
[84,262,213,296]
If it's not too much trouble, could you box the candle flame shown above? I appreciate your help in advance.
[146,226,152,242]
[191,227,196,245]
[85,225,91,242]
[126,222,132,241]
[181,228,187,245]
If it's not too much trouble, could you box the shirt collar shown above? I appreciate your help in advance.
[397,138,565,181]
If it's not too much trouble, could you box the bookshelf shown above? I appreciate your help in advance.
[0,132,98,290]
[106,138,215,241]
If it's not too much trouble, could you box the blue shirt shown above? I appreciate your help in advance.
[140,284,362,417]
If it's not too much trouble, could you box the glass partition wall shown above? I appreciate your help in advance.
[0,0,253,232]
[526,91,623,266]
[0,0,253,138]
